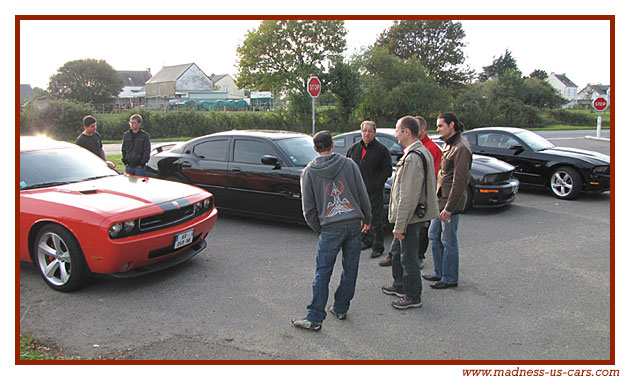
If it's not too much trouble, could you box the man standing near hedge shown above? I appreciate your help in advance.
[122,114,151,176]
[76,115,106,160]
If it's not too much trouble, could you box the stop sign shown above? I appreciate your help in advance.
[307,76,321,98]
[592,97,608,111]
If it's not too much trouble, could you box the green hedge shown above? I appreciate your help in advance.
[19,100,360,141]
[543,109,609,127]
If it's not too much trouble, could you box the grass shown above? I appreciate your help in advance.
[20,334,81,360]
[107,154,124,170]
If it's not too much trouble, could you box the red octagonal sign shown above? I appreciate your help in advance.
[308,76,321,98]
[592,97,608,112]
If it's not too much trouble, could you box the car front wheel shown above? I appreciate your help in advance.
[549,166,582,200]
[34,224,89,292]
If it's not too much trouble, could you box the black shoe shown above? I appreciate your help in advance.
[430,281,458,289]
[327,306,346,320]
[392,296,422,310]
[381,285,404,297]
[370,251,383,258]
[378,256,392,267]
[361,242,372,250]
[291,318,322,331]
[422,274,441,281]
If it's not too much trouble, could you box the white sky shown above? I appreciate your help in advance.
[19,18,610,90]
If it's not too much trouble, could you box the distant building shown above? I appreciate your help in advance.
[145,63,216,109]
[547,72,579,108]
[210,74,245,100]
[576,84,610,109]
[116,69,152,109]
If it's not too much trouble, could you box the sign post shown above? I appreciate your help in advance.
[307,76,321,135]
[592,97,608,138]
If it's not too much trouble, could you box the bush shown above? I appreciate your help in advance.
[543,109,607,127]
[20,100,97,140]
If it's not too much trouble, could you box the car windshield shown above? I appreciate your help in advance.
[513,129,555,151]
[274,136,319,167]
[20,147,119,190]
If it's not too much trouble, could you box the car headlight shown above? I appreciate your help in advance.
[110,219,139,239]
[481,173,499,184]
[592,166,609,174]
[203,198,211,209]
[123,220,135,232]
[109,223,123,237]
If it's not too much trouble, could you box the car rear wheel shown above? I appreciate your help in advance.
[34,224,89,292]
[549,166,582,200]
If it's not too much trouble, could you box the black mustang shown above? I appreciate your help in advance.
[333,129,519,211]
[461,127,610,199]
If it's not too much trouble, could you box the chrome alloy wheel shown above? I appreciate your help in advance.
[549,166,581,199]
[36,231,73,287]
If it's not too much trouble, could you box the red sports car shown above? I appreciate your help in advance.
[19,136,218,291]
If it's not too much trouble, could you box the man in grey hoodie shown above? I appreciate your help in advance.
[292,131,372,331]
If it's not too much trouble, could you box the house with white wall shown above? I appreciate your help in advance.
[547,72,579,108]
[210,74,245,100]
[145,63,215,109]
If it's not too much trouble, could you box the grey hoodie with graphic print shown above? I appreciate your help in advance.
[300,153,372,233]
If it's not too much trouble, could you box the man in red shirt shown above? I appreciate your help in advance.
[379,116,442,268]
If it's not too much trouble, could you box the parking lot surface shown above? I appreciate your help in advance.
[19,130,612,361]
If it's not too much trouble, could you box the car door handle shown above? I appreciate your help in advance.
[181,161,192,168]
[231,167,241,172]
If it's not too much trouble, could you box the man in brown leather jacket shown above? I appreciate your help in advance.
[423,112,472,289]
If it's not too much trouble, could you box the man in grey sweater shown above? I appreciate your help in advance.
[292,131,372,331]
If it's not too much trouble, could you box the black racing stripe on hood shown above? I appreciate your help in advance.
[157,197,192,212]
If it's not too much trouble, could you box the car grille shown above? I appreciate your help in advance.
[139,205,196,232]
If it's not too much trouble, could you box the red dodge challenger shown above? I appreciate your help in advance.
[19,136,218,291]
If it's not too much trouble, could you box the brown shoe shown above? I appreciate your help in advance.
[378,256,392,267]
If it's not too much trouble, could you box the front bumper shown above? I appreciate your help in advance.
[583,173,610,192]
[85,207,218,275]
[472,179,519,208]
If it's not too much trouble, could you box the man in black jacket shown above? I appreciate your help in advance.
[121,114,151,176]
[346,121,392,258]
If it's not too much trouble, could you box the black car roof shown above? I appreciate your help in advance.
[464,127,525,133]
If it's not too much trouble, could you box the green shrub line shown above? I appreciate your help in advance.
[20,100,611,142]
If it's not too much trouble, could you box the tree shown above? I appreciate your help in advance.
[375,20,473,88]
[529,69,549,80]
[48,59,124,104]
[479,49,520,81]
[235,20,346,100]
[326,59,361,121]
[357,47,450,123]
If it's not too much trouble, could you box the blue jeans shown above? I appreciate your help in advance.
[428,214,460,284]
[125,165,147,176]
[391,222,423,301]
[306,222,362,324]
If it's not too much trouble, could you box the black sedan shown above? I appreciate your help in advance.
[147,130,318,223]
[462,127,610,200]
[333,129,519,210]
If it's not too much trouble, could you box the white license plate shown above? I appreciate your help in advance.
[174,229,194,249]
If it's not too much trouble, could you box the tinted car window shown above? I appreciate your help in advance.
[376,135,402,151]
[478,133,521,149]
[275,136,318,167]
[464,133,476,145]
[234,139,276,164]
[193,139,228,161]
[333,136,345,148]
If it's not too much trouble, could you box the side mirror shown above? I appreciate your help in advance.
[509,145,525,154]
[261,155,281,168]
[390,147,404,159]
